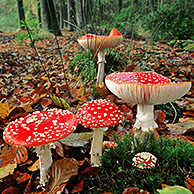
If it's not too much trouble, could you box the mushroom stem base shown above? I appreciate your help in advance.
[35,144,53,186]
[90,127,108,167]
[97,50,106,83]
[134,104,158,132]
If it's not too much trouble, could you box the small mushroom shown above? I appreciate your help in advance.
[76,99,124,167]
[3,108,78,186]
[132,152,157,169]
[105,71,191,133]
[78,28,123,83]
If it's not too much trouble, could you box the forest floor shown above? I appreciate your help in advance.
[0,29,194,194]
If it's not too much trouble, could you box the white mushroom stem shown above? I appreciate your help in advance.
[97,50,106,84]
[90,127,108,167]
[35,144,54,186]
[134,104,158,132]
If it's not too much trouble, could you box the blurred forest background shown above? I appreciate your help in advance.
[1,0,194,41]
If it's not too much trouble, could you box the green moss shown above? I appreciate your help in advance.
[82,134,194,193]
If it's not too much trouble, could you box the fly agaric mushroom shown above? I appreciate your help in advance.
[132,152,157,169]
[78,28,123,84]
[76,99,124,167]
[3,108,77,186]
[105,71,191,133]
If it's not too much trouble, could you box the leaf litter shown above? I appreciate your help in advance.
[0,29,194,193]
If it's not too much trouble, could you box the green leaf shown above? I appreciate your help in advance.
[157,186,192,194]
[49,95,70,109]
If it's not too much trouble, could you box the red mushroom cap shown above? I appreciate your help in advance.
[77,28,123,51]
[105,71,191,104]
[3,109,78,147]
[76,99,124,128]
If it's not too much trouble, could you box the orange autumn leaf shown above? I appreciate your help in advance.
[186,178,194,193]
[71,179,84,193]
[14,171,31,184]
[19,96,33,102]
[28,159,40,172]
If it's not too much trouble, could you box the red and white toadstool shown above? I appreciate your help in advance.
[3,108,77,186]
[132,152,157,169]
[105,71,191,132]
[78,28,123,83]
[76,99,124,167]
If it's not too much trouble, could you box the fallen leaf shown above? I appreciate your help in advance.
[122,187,139,194]
[48,157,78,194]
[71,178,84,193]
[2,187,21,194]
[13,171,31,184]
[28,159,39,172]
[59,132,93,147]
[154,110,166,123]
[0,103,10,119]
[167,122,194,135]
[0,146,28,168]
[0,163,17,179]
[54,142,64,157]
[186,178,194,193]
[49,94,70,109]
[70,88,84,99]
[19,96,33,102]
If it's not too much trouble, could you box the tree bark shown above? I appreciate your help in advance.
[16,0,25,29]
[40,0,62,36]
[118,0,122,13]
[37,1,42,27]
[75,0,83,29]
[59,0,65,28]
[67,0,75,31]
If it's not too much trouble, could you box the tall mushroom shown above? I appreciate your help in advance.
[3,108,77,186]
[76,99,124,167]
[78,28,123,84]
[105,71,191,138]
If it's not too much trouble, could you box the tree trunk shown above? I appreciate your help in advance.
[118,0,122,13]
[99,0,103,22]
[16,0,25,29]
[67,0,75,31]
[40,0,62,36]
[82,0,94,32]
[37,1,42,27]
[59,0,65,28]
[75,0,83,29]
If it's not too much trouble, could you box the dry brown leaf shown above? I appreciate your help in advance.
[48,157,78,194]
[167,122,194,135]
[54,142,64,158]
[0,146,28,168]
[28,159,40,172]
[0,103,10,119]
[13,171,31,184]
[2,187,21,194]
[70,88,84,99]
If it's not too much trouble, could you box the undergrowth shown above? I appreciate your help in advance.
[82,134,194,194]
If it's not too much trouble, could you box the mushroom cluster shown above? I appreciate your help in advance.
[132,152,157,169]
[77,99,124,166]
[105,71,191,133]
[3,108,78,186]
[78,28,123,83]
